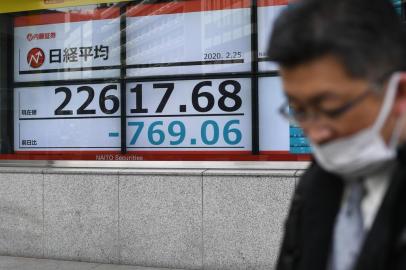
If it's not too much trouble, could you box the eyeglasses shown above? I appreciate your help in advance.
[278,89,373,124]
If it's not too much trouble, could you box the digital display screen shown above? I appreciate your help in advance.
[14,8,121,82]
[126,0,252,77]
[6,0,310,161]
[257,0,288,72]
[14,83,121,151]
[126,78,252,151]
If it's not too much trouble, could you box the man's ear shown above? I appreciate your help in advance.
[394,74,406,116]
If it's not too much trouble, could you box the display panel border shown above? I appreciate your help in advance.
[1,0,311,162]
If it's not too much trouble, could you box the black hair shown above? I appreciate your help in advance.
[267,0,406,85]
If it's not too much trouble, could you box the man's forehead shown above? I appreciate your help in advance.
[280,55,369,101]
[280,55,347,87]
[285,91,340,104]
[280,70,344,103]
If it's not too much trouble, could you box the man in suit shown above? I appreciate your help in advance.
[267,0,406,269]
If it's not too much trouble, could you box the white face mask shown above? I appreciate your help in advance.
[311,73,405,178]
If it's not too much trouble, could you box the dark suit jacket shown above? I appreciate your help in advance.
[276,144,406,270]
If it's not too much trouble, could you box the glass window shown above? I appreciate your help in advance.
[0,0,310,162]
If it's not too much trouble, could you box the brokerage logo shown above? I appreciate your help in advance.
[27,32,56,42]
[27,48,45,68]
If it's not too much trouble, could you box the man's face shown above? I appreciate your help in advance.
[280,55,394,145]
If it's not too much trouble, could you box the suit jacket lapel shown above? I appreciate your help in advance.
[298,164,344,270]
[355,145,406,270]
